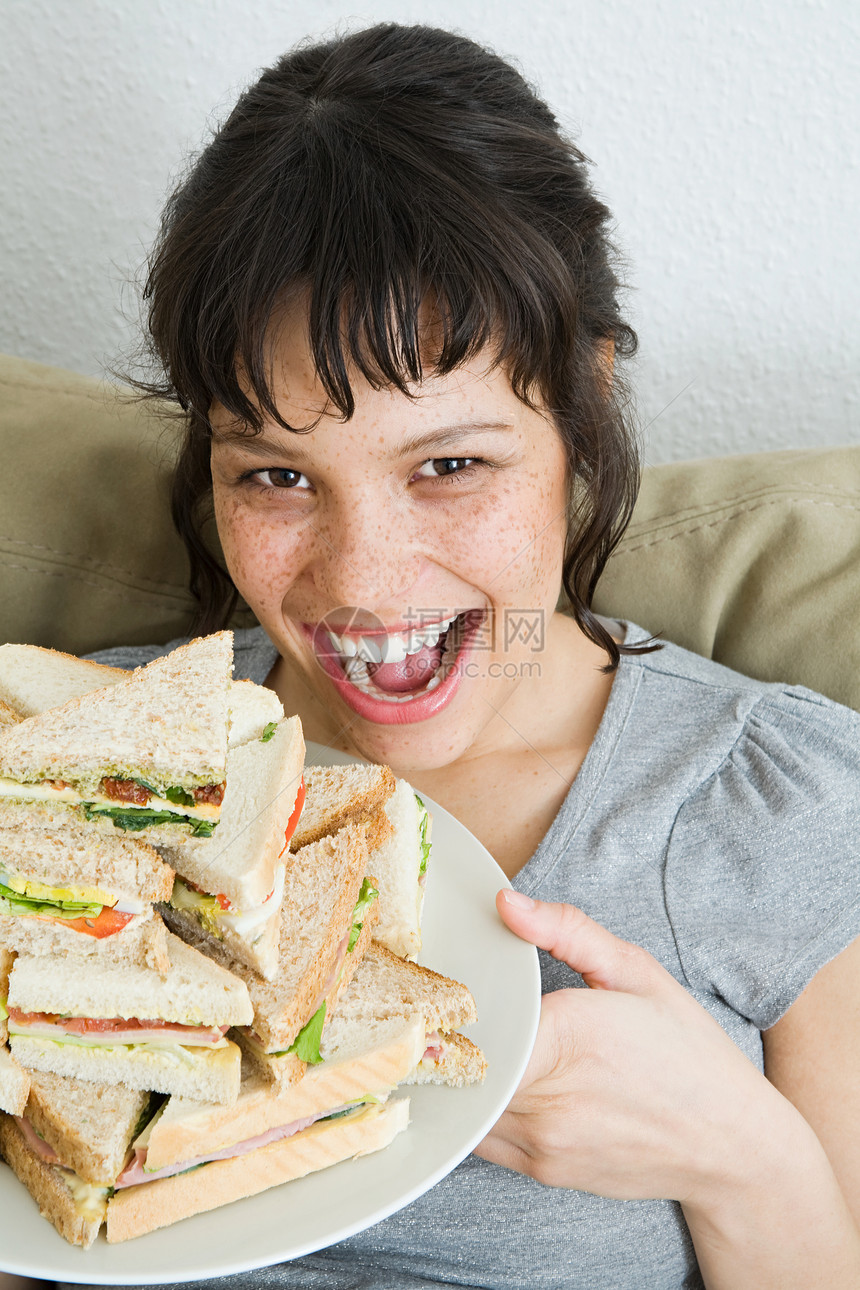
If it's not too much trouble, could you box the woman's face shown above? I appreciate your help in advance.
[210,310,570,773]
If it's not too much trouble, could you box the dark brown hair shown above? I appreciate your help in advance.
[138,22,657,668]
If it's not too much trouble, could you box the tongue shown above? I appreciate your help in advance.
[367,642,445,693]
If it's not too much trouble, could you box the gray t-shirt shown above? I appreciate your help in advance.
[67,623,860,1289]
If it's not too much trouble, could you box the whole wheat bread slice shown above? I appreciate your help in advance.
[334,941,478,1033]
[289,764,395,851]
[23,1069,151,1183]
[237,914,378,1089]
[0,632,232,798]
[0,1115,105,1248]
[0,803,175,900]
[0,909,171,974]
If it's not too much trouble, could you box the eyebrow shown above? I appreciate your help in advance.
[212,420,515,461]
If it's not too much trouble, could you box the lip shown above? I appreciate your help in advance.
[303,611,486,726]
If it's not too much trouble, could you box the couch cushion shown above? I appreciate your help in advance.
[2,354,858,710]
[0,354,201,653]
[593,447,860,710]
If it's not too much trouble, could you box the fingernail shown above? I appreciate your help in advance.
[502,888,536,911]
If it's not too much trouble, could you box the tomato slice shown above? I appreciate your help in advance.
[59,907,135,939]
[280,777,306,856]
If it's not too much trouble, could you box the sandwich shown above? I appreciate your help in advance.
[289,762,396,852]
[0,641,283,747]
[166,823,380,1089]
[365,778,431,960]
[1,947,30,1115]
[6,929,253,1105]
[157,715,305,979]
[104,1014,422,1241]
[0,1071,155,1248]
[0,804,175,972]
[0,632,233,841]
[0,1017,422,1246]
[331,942,487,1088]
[289,765,428,959]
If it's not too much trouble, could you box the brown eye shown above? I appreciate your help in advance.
[256,468,309,489]
[414,458,478,479]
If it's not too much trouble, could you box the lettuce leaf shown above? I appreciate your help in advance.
[81,804,216,837]
[415,794,431,878]
[0,881,103,921]
[348,878,379,952]
[285,1002,327,1064]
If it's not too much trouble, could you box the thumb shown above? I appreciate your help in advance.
[497,888,663,994]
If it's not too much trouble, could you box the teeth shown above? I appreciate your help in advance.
[340,636,358,658]
[345,657,369,680]
[379,635,410,665]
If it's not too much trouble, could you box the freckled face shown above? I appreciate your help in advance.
[209,315,570,772]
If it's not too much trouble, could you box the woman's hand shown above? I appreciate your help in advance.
[475,889,793,1204]
[476,891,860,1286]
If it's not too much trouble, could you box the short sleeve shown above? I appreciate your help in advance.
[663,686,860,1029]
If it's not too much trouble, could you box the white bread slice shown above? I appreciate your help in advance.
[0,908,171,974]
[0,631,232,801]
[406,1030,487,1087]
[158,716,304,910]
[0,644,126,717]
[0,642,279,750]
[226,680,284,747]
[144,1014,424,1171]
[165,824,372,1053]
[0,1114,106,1248]
[0,1044,30,1114]
[22,1069,150,1183]
[0,697,22,730]
[370,779,429,960]
[290,763,395,851]
[10,1033,243,1106]
[7,928,252,1026]
[161,893,281,981]
[105,1098,410,1243]
[335,941,478,1034]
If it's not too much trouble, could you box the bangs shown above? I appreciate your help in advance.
[145,74,593,432]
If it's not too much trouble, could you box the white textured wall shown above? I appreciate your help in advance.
[1,0,857,464]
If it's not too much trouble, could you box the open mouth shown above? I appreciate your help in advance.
[306,610,486,720]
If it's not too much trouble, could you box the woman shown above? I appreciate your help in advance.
[67,22,860,1288]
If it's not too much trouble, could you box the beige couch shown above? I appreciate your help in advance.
[2,353,858,711]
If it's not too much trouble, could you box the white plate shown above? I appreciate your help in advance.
[0,742,541,1284]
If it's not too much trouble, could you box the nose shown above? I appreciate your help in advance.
[308,493,422,612]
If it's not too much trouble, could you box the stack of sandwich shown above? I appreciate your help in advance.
[0,633,485,1247]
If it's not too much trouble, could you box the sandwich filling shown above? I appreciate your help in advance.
[0,866,145,938]
[113,1098,383,1188]
[169,865,286,943]
[0,776,224,836]
[7,1009,230,1049]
